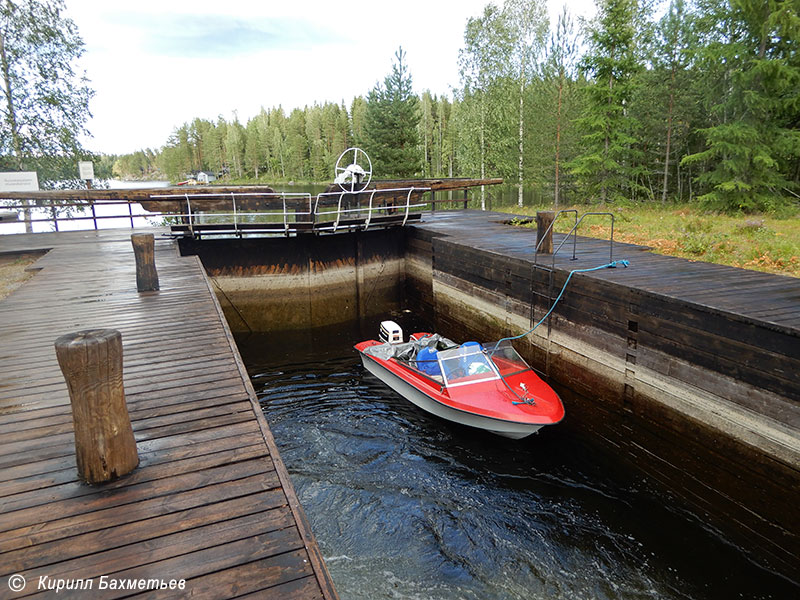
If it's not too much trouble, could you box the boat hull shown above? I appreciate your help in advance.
[359,352,542,440]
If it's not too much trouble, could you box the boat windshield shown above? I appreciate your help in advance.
[438,344,499,387]
[486,340,533,377]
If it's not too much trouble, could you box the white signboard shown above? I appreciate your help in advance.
[0,171,39,192]
[78,160,95,180]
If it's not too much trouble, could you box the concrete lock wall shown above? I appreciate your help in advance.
[178,230,406,333]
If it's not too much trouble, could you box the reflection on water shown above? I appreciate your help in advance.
[236,319,796,600]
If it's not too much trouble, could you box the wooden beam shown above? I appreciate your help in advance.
[0,178,504,214]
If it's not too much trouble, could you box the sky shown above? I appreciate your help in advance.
[63,0,597,156]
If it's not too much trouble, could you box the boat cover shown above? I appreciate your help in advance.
[361,334,456,362]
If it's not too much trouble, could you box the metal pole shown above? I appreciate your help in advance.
[91,203,98,230]
[231,192,239,238]
[128,202,134,229]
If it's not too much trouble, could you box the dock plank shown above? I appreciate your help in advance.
[0,229,337,599]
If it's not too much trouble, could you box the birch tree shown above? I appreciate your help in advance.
[0,0,93,229]
[504,0,548,208]
[458,3,512,209]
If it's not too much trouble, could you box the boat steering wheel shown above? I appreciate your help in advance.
[334,147,372,193]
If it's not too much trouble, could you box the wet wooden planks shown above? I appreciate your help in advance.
[0,229,336,599]
[417,210,800,329]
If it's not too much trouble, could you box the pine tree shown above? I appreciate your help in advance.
[158,125,193,181]
[546,5,581,207]
[681,0,800,212]
[350,96,367,148]
[655,0,693,203]
[363,47,421,178]
[225,115,245,178]
[570,0,645,203]
[244,113,265,179]
[266,107,287,179]
[286,108,308,180]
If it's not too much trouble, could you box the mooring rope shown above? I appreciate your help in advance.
[492,259,630,354]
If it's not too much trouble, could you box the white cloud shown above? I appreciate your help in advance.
[63,0,595,155]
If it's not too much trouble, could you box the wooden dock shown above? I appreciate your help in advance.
[0,229,338,599]
[416,210,800,329]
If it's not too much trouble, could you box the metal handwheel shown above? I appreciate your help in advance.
[334,147,372,193]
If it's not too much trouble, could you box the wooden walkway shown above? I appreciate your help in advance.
[0,229,337,599]
[419,210,800,330]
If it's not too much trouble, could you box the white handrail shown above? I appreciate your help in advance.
[185,194,193,237]
[333,192,346,233]
[364,190,378,230]
[402,188,414,226]
[148,186,434,236]
[230,192,238,236]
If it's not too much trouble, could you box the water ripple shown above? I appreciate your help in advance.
[238,326,797,600]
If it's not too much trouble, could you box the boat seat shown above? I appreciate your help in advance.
[415,346,442,377]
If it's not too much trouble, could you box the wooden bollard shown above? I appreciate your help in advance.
[131,233,159,291]
[536,210,556,254]
[55,329,139,483]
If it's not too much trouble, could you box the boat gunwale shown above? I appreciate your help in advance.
[357,346,564,428]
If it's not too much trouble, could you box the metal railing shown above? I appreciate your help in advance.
[529,210,616,334]
[534,210,616,269]
[148,186,431,237]
[0,200,147,231]
[311,187,429,233]
[0,186,434,237]
[533,209,578,268]
[148,191,314,237]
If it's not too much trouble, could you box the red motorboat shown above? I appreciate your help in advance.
[355,321,564,439]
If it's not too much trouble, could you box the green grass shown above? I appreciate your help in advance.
[503,203,800,278]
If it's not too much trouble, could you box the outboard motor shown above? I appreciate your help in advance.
[379,320,403,344]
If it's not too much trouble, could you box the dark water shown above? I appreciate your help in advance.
[236,319,797,600]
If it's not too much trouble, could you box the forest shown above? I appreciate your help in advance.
[109,0,800,215]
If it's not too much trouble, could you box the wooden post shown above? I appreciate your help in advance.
[54,329,138,483]
[131,233,159,291]
[536,210,555,254]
